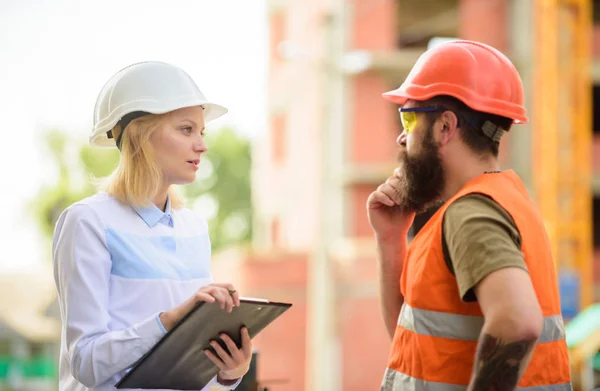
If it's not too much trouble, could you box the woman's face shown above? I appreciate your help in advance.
[149,106,207,185]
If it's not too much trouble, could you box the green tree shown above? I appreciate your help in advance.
[31,130,119,240]
[32,127,252,253]
[183,127,253,250]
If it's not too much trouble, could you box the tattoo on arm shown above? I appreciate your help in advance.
[469,333,536,391]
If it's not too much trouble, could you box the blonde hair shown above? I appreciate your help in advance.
[99,113,185,209]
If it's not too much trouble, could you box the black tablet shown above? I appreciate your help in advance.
[115,298,292,390]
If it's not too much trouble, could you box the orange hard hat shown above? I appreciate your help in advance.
[383,40,528,124]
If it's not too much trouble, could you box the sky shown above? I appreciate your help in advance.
[0,0,268,272]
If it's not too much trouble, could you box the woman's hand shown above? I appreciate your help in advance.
[205,327,253,384]
[159,283,240,331]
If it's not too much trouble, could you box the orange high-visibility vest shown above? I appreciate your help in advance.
[383,171,571,391]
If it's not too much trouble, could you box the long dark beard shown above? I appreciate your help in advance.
[396,127,445,213]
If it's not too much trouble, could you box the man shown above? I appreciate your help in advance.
[367,40,571,390]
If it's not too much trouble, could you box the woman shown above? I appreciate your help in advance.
[52,61,252,390]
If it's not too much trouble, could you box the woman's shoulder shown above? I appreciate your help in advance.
[65,192,119,211]
[59,193,130,225]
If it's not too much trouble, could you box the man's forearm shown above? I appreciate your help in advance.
[467,325,538,391]
[376,237,406,339]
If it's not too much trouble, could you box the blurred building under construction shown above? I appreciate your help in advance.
[212,0,600,390]
[3,1,599,391]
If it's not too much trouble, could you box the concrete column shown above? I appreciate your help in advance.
[508,0,534,190]
[305,1,346,390]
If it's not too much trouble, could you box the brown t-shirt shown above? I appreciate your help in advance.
[442,193,528,302]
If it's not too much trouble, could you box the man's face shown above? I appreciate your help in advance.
[395,107,446,213]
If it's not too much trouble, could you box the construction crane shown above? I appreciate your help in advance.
[533,0,596,389]
[534,0,593,320]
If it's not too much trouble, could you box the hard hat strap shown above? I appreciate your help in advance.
[107,111,150,150]
[460,113,506,143]
[480,120,506,142]
[399,106,506,143]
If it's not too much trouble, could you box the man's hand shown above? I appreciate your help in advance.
[205,327,253,385]
[159,283,241,331]
[367,167,415,242]
[368,167,414,338]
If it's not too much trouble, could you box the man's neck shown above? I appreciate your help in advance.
[441,154,500,201]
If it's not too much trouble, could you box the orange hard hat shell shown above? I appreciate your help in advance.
[383,40,528,124]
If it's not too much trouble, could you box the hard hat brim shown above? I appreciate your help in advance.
[382,88,529,125]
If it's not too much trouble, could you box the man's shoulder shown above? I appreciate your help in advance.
[446,193,514,223]
[444,192,521,246]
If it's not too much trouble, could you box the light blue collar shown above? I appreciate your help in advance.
[133,196,173,228]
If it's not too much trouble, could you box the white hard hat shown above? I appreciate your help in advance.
[90,61,228,148]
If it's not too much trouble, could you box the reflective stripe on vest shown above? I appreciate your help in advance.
[397,303,566,343]
[381,368,573,391]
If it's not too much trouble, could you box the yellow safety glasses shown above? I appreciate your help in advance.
[399,106,447,134]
